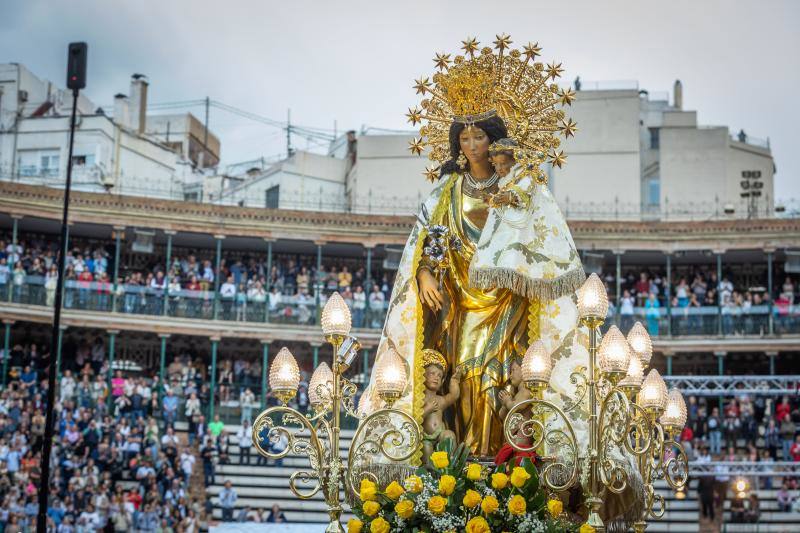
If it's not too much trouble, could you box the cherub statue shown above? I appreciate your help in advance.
[421,349,461,461]
[498,357,534,447]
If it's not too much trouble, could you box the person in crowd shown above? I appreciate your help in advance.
[240,387,256,423]
[707,406,722,455]
[219,480,237,522]
[781,413,796,461]
[162,388,179,427]
[745,492,760,523]
[266,503,288,523]
[237,420,253,466]
[201,436,217,487]
[777,480,794,512]
[209,414,225,440]
[368,284,385,329]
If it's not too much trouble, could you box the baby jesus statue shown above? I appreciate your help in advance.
[421,349,462,462]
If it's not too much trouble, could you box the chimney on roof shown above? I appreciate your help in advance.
[673,79,683,110]
[113,93,131,129]
[129,74,148,134]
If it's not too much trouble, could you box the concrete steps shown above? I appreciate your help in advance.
[207,431,700,529]
[722,525,799,533]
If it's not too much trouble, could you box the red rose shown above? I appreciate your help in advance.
[494,443,537,466]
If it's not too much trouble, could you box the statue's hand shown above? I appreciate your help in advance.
[425,399,440,416]
[418,268,444,312]
[498,389,514,409]
[486,190,518,208]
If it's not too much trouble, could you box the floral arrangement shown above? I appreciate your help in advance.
[348,441,594,533]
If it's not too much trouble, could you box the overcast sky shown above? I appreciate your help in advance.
[2,0,798,198]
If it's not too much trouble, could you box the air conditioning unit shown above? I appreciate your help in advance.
[131,229,155,254]
[18,90,28,103]
[96,166,115,190]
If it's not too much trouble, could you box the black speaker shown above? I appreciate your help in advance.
[66,42,88,90]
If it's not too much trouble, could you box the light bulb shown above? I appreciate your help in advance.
[357,392,380,416]
[308,362,333,408]
[597,325,631,376]
[660,389,687,431]
[522,341,552,383]
[637,369,668,414]
[619,354,644,391]
[321,292,352,336]
[577,273,608,320]
[374,349,407,403]
[627,322,653,368]
[269,347,300,404]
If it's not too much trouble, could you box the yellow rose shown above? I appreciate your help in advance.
[430,451,449,469]
[463,489,482,508]
[510,466,531,488]
[438,474,456,495]
[359,478,377,502]
[491,472,509,490]
[547,498,563,518]
[481,494,499,515]
[427,495,447,514]
[362,500,381,517]
[395,499,414,519]
[466,463,482,481]
[370,517,390,533]
[347,518,363,533]
[580,524,596,533]
[465,516,491,533]
[404,475,423,493]
[508,494,527,515]
[384,480,405,500]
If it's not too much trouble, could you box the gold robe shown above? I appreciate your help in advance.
[425,174,528,456]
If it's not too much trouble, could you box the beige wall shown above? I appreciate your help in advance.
[660,125,729,211]
[660,125,773,215]
[549,90,642,211]
[347,134,432,214]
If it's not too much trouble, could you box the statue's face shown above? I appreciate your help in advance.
[490,153,515,177]
[424,365,444,391]
[459,126,491,168]
[510,361,523,386]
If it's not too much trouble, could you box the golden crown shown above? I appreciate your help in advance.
[422,348,448,372]
[407,35,578,182]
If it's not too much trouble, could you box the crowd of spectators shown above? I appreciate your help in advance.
[0,333,345,528]
[0,234,395,328]
[680,391,800,524]
[4,233,800,337]
[0,340,210,531]
[606,268,798,336]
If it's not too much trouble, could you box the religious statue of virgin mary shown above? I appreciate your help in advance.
[362,35,591,459]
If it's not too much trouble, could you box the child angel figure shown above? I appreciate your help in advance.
[484,137,527,208]
[421,348,462,461]
[498,357,534,449]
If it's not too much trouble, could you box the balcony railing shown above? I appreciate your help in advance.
[3,276,799,339]
[3,172,798,221]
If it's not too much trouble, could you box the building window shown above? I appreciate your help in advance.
[17,149,60,177]
[71,154,95,167]
[41,153,60,176]
[648,127,660,150]
[265,185,280,209]
[646,177,660,207]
